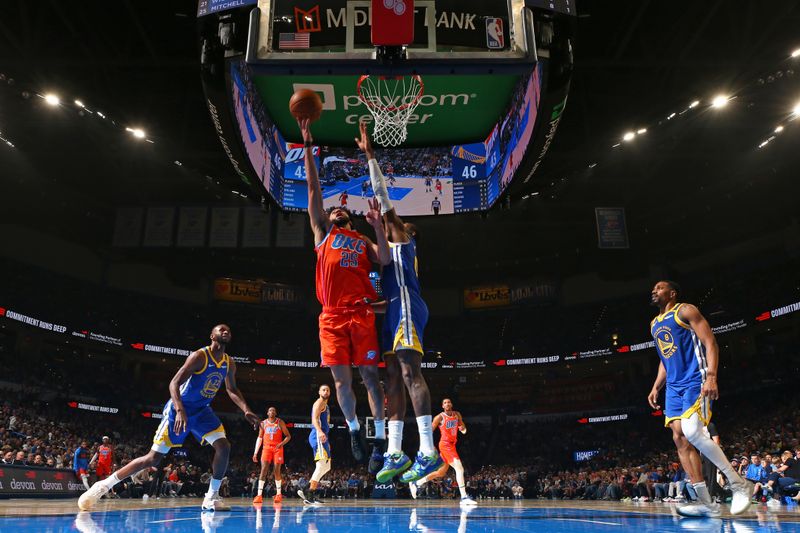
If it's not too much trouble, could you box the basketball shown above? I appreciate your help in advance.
[289,89,323,122]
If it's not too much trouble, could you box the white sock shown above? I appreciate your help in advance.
[388,420,404,454]
[416,475,429,487]
[82,475,90,490]
[417,415,435,455]
[207,478,222,497]
[693,481,712,505]
[101,472,120,489]
[276,480,282,495]
[347,418,360,432]
[454,461,466,497]
[459,485,467,499]
[374,419,386,440]
[257,479,265,495]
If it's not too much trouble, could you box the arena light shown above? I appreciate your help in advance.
[689,100,700,108]
[636,128,647,134]
[775,125,784,133]
[667,112,676,120]
[793,101,800,117]
[622,131,635,142]
[97,111,106,119]
[74,99,84,108]
[792,48,800,58]
[711,95,729,108]
[43,93,60,106]
[127,127,146,139]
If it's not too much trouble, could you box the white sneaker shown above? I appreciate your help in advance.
[677,502,721,518]
[730,484,752,515]
[202,492,230,512]
[766,498,782,509]
[78,482,110,511]
[460,496,478,507]
[409,481,417,500]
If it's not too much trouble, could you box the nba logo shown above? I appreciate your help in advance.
[486,18,504,50]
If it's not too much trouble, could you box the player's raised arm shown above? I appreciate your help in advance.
[224,358,260,428]
[365,198,391,266]
[168,350,207,435]
[277,419,292,448]
[679,304,720,400]
[299,118,328,244]
[355,121,409,243]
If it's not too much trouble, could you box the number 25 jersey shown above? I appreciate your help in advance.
[315,225,377,309]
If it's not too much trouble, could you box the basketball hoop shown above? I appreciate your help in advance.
[357,74,424,147]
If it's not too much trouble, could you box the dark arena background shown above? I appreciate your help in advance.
[1,0,800,531]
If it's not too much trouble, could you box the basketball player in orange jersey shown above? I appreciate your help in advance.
[410,398,477,506]
[89,436,114,482]
[252,406,291,504]
[298,118,391,464]
[78,324,260,512]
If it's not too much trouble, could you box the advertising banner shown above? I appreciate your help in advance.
[214,278,263,304]
[0,465,87,498]
[463,285,511,309]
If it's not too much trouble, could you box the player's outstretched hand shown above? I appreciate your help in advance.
[354,120,375,159]
[647,388,660,410]
[366,198,382,228]
[298,118,313,144]
[245,411,261,430]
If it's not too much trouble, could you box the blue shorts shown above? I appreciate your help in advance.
[382,293,428,355]
[151,401,226,453]
[664,382,712,428]
[308,433,331,462]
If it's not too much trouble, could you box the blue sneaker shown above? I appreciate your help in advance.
[376,452,412,483]
[400,451,443,483]
[368,439,387,474]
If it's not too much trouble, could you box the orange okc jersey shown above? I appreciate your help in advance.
[97,445,113,467]
[258,419,284,447]
[315,226,377,309]
[439,412,460,445]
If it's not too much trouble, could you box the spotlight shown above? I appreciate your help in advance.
[130,128,146,139]
[74,100,84,108]
[792,48,800,58]
[775,125,784,133]
[44,93,60,106]
[667,112,676,120]
[622,131,635,142]
[689,100,700,108]
[711,95,729,108]
[637,128,647,134]
[793,102,800,117]
[97,112,106,119]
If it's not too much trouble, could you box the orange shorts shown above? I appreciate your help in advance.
[439,442,460,465]
[96,463,112,479]
[261,445,284,465]
[319,307,379,367]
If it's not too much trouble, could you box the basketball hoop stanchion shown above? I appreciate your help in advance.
[357,74,424,147]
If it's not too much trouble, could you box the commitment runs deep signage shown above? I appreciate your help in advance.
[0,465,87,497]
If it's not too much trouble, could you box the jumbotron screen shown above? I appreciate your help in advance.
[230,61,541,216]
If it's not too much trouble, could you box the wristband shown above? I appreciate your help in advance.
[304,140,313,147]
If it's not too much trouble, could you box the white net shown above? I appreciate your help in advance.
[357,75,424,147]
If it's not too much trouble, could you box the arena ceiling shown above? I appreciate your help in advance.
[1,0,799,282]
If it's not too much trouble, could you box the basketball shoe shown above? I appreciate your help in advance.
[400,451,443,483]
[377,452,412,483]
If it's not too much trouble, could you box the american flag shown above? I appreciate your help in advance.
[279,33,310,49]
